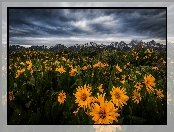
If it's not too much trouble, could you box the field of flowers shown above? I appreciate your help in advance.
[8,45,167,124]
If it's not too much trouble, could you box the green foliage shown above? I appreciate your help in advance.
[8,47,166,124]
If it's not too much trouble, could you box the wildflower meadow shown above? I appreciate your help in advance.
[8,44,167,124]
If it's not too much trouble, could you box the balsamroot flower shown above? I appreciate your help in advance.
[58,90,66,104]
[116,64,122,72]
[132,89,142,104]
[9,91,14,101]
[90,93,120,124]
[110,86,129,109]
[98,84,104,93]
[143,74,156,94]
[134,82,143,91]
[74,84,93,110]
[155,89,164,99]
[55,65,66,73]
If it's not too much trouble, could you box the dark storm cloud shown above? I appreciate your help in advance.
[114,9,166,39]
[9,8,166,45]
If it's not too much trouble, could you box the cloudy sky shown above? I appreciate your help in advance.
[2,2,173,47]
[8,8,166,46]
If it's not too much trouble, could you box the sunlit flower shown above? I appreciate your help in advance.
[15,70,21,78]
[20,62,25,65]
[30,69,33,75]
[122,75,126,80]
[93,61,102,68]
[67,64,73,68]
[62,57,66,61]
[74,84,93,110]
[114,76,119,81]
[55,65,66,73]
[135,71,141,75]
[128,75,132,80]
[101,63,109,68]
[103,63,109,67]
[152,66,158,70]
[98,84,104,93]
[110,86,129,109]
[82,66,88,70]
[123,55,127,58]
[136,55,139,60]
[93,125,122,132]
[124,65,127,69]
[132,89,142,104]
[167,92,172,105]
[58,90,66,104]
[47,67,52,71]
[69,66,78,76]
[9,65,12,70]
[116,64,122,72]
[134,82,143,90]
[163,60,166,64]
[92,72,94,77]
[144,56,148,59]
[15,68,25,78]
[155,89,164,99]
[73,107,80,116]
[142,74,156,94]
[27,62,32,70]
[26,60,32,65]
[90,93,120,124]
[120,80,125,84]
[147,49,153,54]
[9,91,14,101]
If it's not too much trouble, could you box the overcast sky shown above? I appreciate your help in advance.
[2,2,174,47]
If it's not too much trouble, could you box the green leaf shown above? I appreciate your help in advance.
[125,115,146,124]
[114,117,124,124]
[25,101,31,108]
[14,83,17,88]
[129,106,132,116]
[27,77,35,86]
[44,100,51,119]
[129,106,132,124]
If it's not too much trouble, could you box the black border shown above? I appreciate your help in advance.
[7,7,167,125]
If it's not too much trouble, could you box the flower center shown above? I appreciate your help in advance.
[136,94,140,99]
[60,95,63,99]
[81,93,87,101]
[99,109,106,119]
[115,92,120,99]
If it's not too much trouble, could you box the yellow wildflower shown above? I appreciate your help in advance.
[142,74,156,94]
[90,93,120,124]
[116,64,122,72]
[55,65,66,73]
[155,89,164,99]
[132,89,142,104]
[110,86,129,109]
[58,90,66,104]
[9,91,14,101]
[98,84,104,93]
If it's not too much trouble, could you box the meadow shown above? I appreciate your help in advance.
[8,44,167,124]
